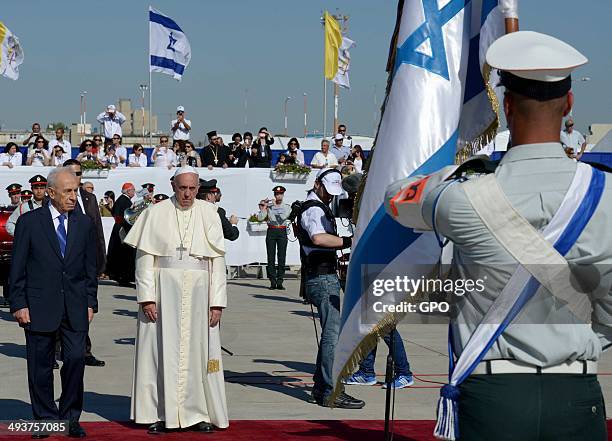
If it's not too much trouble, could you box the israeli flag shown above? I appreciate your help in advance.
[332,0,517,404]
[149,7,191,81]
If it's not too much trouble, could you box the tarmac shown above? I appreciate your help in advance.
[1,270,611,423]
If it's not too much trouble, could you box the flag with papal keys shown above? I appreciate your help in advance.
[149,7,191,81]
[0,21,24,80]
[333,37,356,89]
[332,0,518,432]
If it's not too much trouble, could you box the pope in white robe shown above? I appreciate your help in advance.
[124,167,229,432]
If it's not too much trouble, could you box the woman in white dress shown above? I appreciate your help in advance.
[0,142,23,168]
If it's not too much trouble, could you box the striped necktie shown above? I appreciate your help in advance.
[56,213,67,257]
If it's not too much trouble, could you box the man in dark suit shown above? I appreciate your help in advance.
[197,179,239,241]
[63,159,106,367]
[8,168,98,438]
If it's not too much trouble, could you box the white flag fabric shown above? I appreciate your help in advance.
[0,21,24,80]
[149,7,191,81]
[332,0,514,400]
[333,37,356,89]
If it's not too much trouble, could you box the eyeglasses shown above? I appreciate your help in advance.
[258,203,266,207]
[94,138,102,142]
[36,140,45,144]
[160,139,168,143]
[84,143,92,147]
[75,171,82,176]
[288,143,297,146]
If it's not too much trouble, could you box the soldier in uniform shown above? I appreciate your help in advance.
[257,186,291,290]
[20,190,33,202]
[6,183,22,207]
[198,179,239,241]
[386,31,611,440]
[6,175,47,236]
[153,194,169,204]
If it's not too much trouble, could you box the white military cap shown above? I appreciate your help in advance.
[173,165,199,179]
[176,105,185,112]
[486,31,587,100]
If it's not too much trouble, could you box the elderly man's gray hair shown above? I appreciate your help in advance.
[47,167,76,189]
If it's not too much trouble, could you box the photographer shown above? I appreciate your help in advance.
[257,186,291,290]
[252,127,274,168]
[26,136,50,166]
[294,168,364,409]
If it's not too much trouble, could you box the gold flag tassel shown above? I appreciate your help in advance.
[208,359,220,374]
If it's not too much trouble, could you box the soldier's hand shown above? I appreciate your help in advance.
[13,308,31,326]
[88,307,94,323]
[229,215,238,225]
[141,302,158,323]
[209,307,223,327]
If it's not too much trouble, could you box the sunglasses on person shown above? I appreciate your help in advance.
[113,137,121,140]
[75,171,82,176]
[160,139,168,143]
[36,140,45,144]
[84,143,93,147]
[94,138,102,142]
[288,142,297,146]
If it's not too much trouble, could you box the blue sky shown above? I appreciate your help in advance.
[0,0,609,139]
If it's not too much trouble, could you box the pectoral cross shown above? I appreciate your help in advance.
[176,244,188,260]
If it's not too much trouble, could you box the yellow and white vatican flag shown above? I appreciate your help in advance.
[0,21,24,80]
[333,37,356,90]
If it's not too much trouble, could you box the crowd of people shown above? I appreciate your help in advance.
[2,105,368,176]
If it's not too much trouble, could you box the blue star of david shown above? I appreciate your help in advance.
[394,0,466,80]
[167,32,177,52]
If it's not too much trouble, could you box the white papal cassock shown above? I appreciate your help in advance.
[124,197,229,429]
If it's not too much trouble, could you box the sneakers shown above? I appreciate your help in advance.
[382,374,414,389]
[342,370,377,386]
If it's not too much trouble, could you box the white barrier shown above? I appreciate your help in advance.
[3,167,352,266]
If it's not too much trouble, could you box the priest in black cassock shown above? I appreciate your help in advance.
[200,131,231,169]
[106,182,137,286]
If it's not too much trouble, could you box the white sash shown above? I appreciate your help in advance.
[434,163,605,440]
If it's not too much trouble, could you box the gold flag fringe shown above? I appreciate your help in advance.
[208,359,220,373]
[455,63,500,164]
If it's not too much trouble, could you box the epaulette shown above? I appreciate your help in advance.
[448,155,499,180]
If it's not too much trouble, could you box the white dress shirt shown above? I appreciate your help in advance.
[153,148,176,167]
[1,152,23,167]
[115,146,128,167]
[171,119,191,141]
[560,129,586,153]
[129,152,149,167]
[50,153,71,167]
[49,203,69,234]
[48,139,72,155]
[310,151,338,168]
[97,111,127,138]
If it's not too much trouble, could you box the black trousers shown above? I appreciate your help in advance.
[458,373,607,441]
[26,319,86,422]
[266,228,288,284]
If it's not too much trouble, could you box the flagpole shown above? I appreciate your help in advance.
[323,78,327,138]
[149,69,153,149]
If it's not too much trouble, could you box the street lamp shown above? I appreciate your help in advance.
[303,93,308,138]
[139,84,149,140]
[284,96,292,137]
[569,76,591,118]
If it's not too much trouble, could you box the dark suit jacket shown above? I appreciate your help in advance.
[217,206,239,241]
[79,188,106,274]
[8,204,98,332]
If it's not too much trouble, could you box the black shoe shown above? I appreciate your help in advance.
[31,434,49,439]
[269,280,277,290]
[53,361,59,369]
[312,391,365,409]
[147,421,166,435]
[68,422,86,438]
[189,422,214,433]
[276,281,285,290]
[84,355,105,367]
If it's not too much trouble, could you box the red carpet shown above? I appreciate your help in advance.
[1,420,612,440]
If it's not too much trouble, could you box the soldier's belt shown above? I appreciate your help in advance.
[268,225,287,229]
[472,359,597,375]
